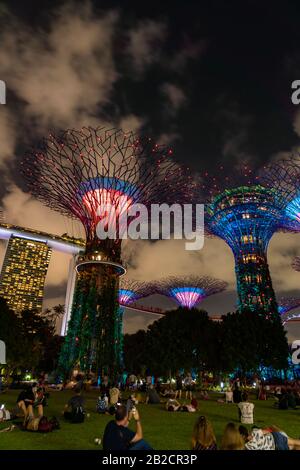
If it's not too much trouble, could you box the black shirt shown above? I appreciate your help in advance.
[17,389,35,404]
[103,421,135,450]
[68,395,85,410]
[147,388,160,404]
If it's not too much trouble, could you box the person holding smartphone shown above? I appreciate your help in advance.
[102,404,153,450]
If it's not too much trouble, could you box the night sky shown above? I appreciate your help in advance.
[1,0,300,341]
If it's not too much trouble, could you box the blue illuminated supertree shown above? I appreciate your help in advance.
[117,279,154,368]
[201,165,288,316]
[156,275,227,309]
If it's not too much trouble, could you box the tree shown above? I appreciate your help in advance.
[123,330,148,373]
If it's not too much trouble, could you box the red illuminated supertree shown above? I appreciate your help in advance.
[21,127,195,378]
[155,275,227,309]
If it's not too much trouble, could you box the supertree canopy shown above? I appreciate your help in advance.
[118,278,154,306]
[156,275,227,309]
[21,127,195,378]
[200,165,288,316]
[259,156,300,231]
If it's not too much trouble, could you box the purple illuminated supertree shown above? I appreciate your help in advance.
[156,275,227,309]
[21,127,195,377]
[200,165,288,316]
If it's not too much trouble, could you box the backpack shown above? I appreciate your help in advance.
[96,398,107,413]
[71,406,85,423]
[38,416,53,433]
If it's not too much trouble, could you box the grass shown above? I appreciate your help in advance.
[0,390,299,450]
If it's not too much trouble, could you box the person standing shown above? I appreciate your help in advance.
[184,373,194,401]
[175,373,183,400]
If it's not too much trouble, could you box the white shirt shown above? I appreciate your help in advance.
[238,401,254,424]
[245,429,275,450]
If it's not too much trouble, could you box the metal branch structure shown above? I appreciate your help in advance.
[200,165,288,316]
[155,275,227,309]
[118,278,155,306]
[259,156,300,231]
[21,127,195,378]
[278,297,300,314]
[292,256,300,272]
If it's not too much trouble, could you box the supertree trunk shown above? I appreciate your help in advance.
[59,262,121,379]
[116,306,125,371]
[234,248,278,316]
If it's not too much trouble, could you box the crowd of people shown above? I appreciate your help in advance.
[1,372,299,450]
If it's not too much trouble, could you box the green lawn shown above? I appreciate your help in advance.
[0,390,299,450]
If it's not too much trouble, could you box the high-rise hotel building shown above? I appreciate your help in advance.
[0,235,52,312]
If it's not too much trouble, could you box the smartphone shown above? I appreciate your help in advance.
[0,404,4,410]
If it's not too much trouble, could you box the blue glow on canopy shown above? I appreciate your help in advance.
[78,177,139,198]
[285,196,300,223]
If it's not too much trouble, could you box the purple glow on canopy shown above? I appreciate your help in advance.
[170,287,205,309]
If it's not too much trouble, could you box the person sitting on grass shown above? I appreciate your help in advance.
[96,394,109,414]
[199,390,209,400]
[238,392,254,425]
[63,386,85,423]
[109,384,121,406]
[191,416,217,450]
[102,404,153,450]
[165,398,181,411]
[16,385,38,425]
[145,384,161,404]
[181,397,198,412]
[225,386,233,403]
[220,423,245,450]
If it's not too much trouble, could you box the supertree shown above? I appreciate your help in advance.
[21,127,195,378]
[200,165,289,316]
[117,278,154,368]
[156,275,227,309]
